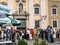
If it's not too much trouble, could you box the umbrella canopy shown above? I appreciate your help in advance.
[7,16,20,24]
[0,4,21,26]
[0,17,11,23]
[0,16,21,26]
[7,16,21,26]
[0,4,13,15]
[2,23,12,27]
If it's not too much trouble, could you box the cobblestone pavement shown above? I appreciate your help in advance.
[27,39,60,45]
[48,41,60,45]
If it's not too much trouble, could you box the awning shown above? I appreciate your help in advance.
[0,17,11,23]
[0,4,13,15]
[0,17,21,26]
[7,16,21,25]
[2,23,12,27]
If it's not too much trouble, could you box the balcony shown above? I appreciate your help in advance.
[13,11,29,19]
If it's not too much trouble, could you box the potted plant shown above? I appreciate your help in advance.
[18,39,28,45]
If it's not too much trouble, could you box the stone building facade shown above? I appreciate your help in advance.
[0,0,60,29]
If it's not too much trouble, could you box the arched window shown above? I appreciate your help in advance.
[19,3,23,14]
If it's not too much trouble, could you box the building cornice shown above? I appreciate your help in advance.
[0,2,7,5]
[15,0,26,2]
[49,0,60,2]
[34,4,40,7]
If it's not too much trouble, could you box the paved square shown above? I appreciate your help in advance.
[27,40,60,45]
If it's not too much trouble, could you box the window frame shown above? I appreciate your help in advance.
[51,7,58,16]
[51,19,58,28]
[19,3,23,14]
[17,1,24,14]
[34,7,40,15]
[35,20,40,28]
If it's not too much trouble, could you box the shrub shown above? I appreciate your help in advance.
[34,35,48,45]
[39,39,48,45]
[18,39,28,45]
[34,35,40,45]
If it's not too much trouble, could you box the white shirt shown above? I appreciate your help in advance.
[26,30,30,34]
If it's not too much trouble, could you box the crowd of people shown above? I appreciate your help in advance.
[37,26,60,43]
[17,28,36,40]
[46,26,60,43]
[0,27,36,42]
[0,27,16,42]
[0,26,60,43]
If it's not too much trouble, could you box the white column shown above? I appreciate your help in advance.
[16,2,19,14]
[40,0,47,29]
[41,0,46,16]
[8,0,13,12]
[29,0,35,29]
[26,19,29,28]
[23,3,25,14]
[23,3,26,12]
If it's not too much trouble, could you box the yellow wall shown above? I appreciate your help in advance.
[0,0,17,12]
[12,0,17,12]
[0,0,8,2]
[25,0,29,12]
[34,0,40,4]
[48,0,60,28]
[46,0,49,26]
[1,0,60,29]
[34,15,41,20]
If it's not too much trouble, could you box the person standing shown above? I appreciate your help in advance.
[0,30,1,40]
[30,29,34,38]
[37,30,40,38]
[13,29,16,40]
[50,26,54,43]
[53,28,57,41]
[1,28,5,40]
[19,30,22,39]
[57,29,60,38]
[6,29,10,41]
[30,29,33,40]
[34,28,37,35]
[26,28,30,40]
[22,30,25,39]
[47,26,51,43]
[24,30,27,39]
[40,29,44,39]
[4,28,8,40]
[44,30,48,40]
[9,27,14,41]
